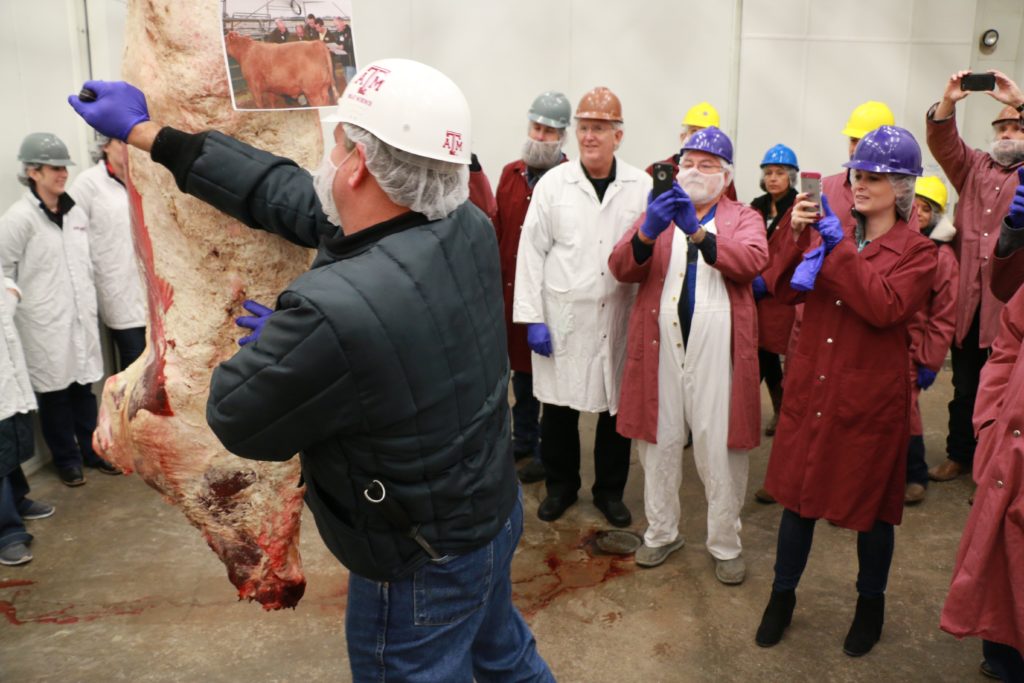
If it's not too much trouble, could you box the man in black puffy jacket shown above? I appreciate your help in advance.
[69,59,554,683]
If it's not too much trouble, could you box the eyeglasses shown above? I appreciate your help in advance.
[577,123,614,135]
[680,161,723,174]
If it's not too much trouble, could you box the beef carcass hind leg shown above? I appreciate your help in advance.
[93,0,322,610]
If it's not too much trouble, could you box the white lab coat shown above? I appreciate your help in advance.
[68,162,146,330]
[637,217,748,560]
[0,277,36,421]
[0,193,103,393]
[513,158,651,414]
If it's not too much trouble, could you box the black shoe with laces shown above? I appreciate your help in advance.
[755,589,796,647]
[58,467,86,487]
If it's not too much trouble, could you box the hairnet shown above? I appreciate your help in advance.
[90,134,112,164]
[888,174,916,222]
[343,123,468,221]
[17,163,40,187]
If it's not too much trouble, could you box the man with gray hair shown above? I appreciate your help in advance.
[494,90,570,485]
[514,86,651,528]
[925,69,1024,486]
[68,59,553,682]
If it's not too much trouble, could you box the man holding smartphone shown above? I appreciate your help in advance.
[925,69,1024,485]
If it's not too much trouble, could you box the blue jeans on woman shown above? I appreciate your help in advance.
[345,492,553,683]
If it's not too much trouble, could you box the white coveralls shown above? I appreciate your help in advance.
[0,194,103,392]
[68,162,146,330]
[638,217,748,560]
[512,159,651,413]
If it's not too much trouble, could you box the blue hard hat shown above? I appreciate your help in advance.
[680,126,733,165]
[760,144,799,170]
[843,125,923,176]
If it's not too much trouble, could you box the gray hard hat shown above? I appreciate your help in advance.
[18,132,75,167]
[528,91,571,129]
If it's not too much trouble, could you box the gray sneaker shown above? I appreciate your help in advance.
[634,537,685,568]
[0,542,32,566]
[21,500,55,520]
[715,555,746,585]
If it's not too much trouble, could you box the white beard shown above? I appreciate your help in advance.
[521,137,564,170]
[989,139,1024,167]
[678,167,725,205]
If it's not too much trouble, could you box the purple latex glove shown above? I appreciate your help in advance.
[67,80,151,141]
[916,366,937,390]
[527,323,553,357]
[751,275,768,301]
[640,184,685,241]
[814,194,844,253]
[235,300,273,346]
[1009,168,1024,230]
[674,187,699,235]
[790,245,826,292]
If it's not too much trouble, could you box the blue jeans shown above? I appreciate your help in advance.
[346,493,553,683]
[0,468,32,551]
[511,372,541,462]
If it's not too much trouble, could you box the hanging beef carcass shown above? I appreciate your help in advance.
[91,0,316,610]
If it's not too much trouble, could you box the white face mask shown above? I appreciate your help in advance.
[677,167,726,205]
[313,147,354,227]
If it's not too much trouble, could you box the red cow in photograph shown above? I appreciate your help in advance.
[225,31,337,108]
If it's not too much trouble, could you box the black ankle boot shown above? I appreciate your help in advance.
[843,594,885,656]
[755,590,796,647]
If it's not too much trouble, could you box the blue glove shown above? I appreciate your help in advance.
[67,80,151,141]
[674,187,699,236]
[527,323,553,357]
[752,275,768,301]
[814,194,844,253]
[1009,168,1024,230]
[235,300,273,346]
[916,366,937,390]
[640,184,685,241]
[790,245,825,291]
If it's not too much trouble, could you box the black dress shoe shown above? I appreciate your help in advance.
[594,499,631,528]
[537,495,577,522]
[86,459,122,475]
[58,467,86,487]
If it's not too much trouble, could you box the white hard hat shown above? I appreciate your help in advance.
[323,58,472,165]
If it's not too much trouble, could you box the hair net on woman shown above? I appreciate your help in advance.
[888,174,916,222]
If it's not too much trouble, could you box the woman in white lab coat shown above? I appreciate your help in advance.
[0,133,118,486]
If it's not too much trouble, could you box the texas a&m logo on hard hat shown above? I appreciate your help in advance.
[443,130,464,156]
[355,65,391,96]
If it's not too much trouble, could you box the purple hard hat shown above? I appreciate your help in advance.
[842,125,923,176]
[681,126,733,165]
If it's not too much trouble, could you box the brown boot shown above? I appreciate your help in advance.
[754,487,776,504]
[904,483,927,505]
[928,458,965,482]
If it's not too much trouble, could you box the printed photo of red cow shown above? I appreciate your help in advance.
[221,2,357,111]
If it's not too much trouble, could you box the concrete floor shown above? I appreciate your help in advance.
[0,374,986,682]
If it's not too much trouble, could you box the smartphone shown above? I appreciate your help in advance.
[961,73,996,92]
[800,172,822,216]
[652,162,674,198]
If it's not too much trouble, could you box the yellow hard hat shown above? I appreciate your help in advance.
[841,101,895,139]
[915,176,948,213]
[682,101,720,129]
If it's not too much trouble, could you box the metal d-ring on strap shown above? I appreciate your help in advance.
[363,479,441,559]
